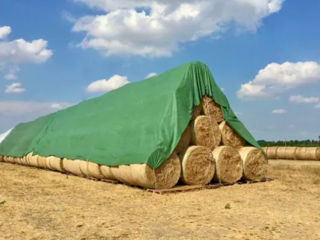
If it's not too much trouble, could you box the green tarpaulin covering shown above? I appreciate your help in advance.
[0,62,261,169]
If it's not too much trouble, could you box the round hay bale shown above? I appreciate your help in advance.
[79,161,90,176]
[276,147,296,160]
[180,146,215,185]
[24,155,31,165]
[37,156,48,168]
[303,147,319,160]
[219,121,246,147]
[3,156,10,162]
[13,157,21,164]
[87,162,104,179]
[267,147,278,159]
[111,165,134,185]
[295,147,305,160]
[238,147,267,181]
[175,125,191,155]
[46,156,63,171]
[20,156,28,165]
[62,158,83,176]
[213,146,243,184]
[285,147,297,160]
[0,155,3,162]
[7,156,15,163]
[276,147,286,159]
[201,96,224,123]
[29,154,39,167]
[100,165,116,180]
[192,115,221,150]
[192,105,202,120]
[153,152,181,189]
[128,152,181,189]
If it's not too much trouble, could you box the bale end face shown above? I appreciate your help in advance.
[192,115,221,150]
[201,96,224,123]
[181,146,215,185]
[219,121,246,148]
[239,147,267,181]
[213,146,243,184]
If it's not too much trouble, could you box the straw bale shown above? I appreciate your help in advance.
[267,147,278,159]
[219,121,246,147]
[46,156,63,171]
[238,147,267,181]
[29,154,39,167]
[62,159,83,176]
[37,156,48,168]
[212,146,243,184]
[87,162,104,179]
[201,96,224,123]
[180,146,215,185]
[100,165,116,180]
[79,161,90,176]
[192,115,221,150]
[302,147,319,160]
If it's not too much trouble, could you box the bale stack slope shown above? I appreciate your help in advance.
[0,62,264,189]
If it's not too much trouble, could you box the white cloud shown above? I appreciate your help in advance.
[0,26,11,39]
[272,109,287,114]
[0,25,52,80]
[289,95,320,104]
[5,82,25,93]
[0,101,72,116]
[72,0,283,57]
[238,61,320,99]
[145,72,157,79]
[87,74,130,93]
[0,38,52,64]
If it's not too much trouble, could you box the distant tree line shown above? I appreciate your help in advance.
[258,138,320,147]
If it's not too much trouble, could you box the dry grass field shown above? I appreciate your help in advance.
[1,160,320,240]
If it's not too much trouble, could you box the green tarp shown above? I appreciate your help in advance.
[0,62,261,169]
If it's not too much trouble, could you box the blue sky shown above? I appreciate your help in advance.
[0,0,319,140]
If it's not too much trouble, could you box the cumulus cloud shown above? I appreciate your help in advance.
[0,26,11,39]
[5,82,25,93]
[145,72,157,79]
[87,74,130,93]
[272,109,287,114]
[0,25,52,80]
[72,0,283,57]
[0,38,52,64]
[289,95,320,104]
[238,61,320,99]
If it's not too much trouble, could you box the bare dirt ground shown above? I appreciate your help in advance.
[1,160,320,240]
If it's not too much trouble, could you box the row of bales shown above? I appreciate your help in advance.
[0,96,267,189]
[264,146,320,161]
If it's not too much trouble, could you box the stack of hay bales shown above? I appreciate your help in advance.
[0,96,267,189]
[265,146,320,161]
[177,96,267,185]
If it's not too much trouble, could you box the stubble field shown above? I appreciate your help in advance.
[0,159,320,240]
